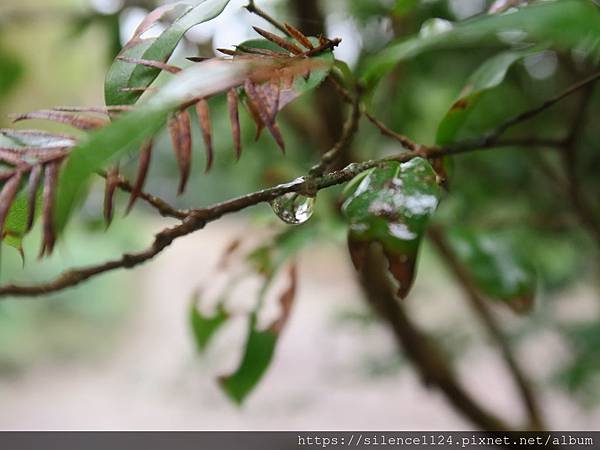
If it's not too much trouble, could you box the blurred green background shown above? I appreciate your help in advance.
[0,0,599,429]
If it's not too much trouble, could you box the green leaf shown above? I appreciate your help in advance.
[56,58,252,230]
[445,227,537,313]
[219,264,297,404]
[342,158,443,298]
[219,315,278,404]
[361,0,600,86]
[0,46,24,100]
[436,49,535,145]
[105,0,231,106]
[189,295,228,352]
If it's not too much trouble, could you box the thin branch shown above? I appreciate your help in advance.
[0,138,556,299]
[365,111,420,151]
[558,85,600,243]
[245,1,290,36]
[428,225,545,431]
[97,171,187,220]
[309,90,361,176]
[485,71,600,143]
[2,71,597,299]
[358,243,513,432]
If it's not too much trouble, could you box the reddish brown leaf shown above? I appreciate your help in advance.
[252,27,304,55]
[127,3,177,47]
[186,56,211,62]
[347,236,369,272]
[0,148,27,166]
[236,46,287,57]
[40,162,60,257]
[195,99,214,173]
[117,56,182,74]
[169,110,193,194]
[52,106,133,116]
[384,250,417,300]
[217,237,242,269]
[103,166,120,226]
[284,23,314,50]
[12,110,107,131]
[0,171,23,238]
[126,140,153,213]
[270,264,298,334]
[217,48,241,57]
[244,80,285,152]
[26,164,43,232]
[0,129,78,145]
[227,89,242,160]
[244,96,265,140]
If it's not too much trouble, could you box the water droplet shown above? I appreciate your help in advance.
[269,193,315,225]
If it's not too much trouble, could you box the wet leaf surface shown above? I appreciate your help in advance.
[342,158,443,298]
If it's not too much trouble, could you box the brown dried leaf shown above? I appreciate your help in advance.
[384,250,417,300]
[252,27,304,55]
[217,48,240,57]
[195,99,213,173]
[227,89,242,160]
[0,129,78,146]
[127,3,177,47]
[270,264,298,334]
[103,166,120,226]
[186,56,211,63]
[236,46,288,58]
[168,110,193,194]
[26,164,43,232]
[117,56,182,74]
[0,148,26,166]
[126,140,153,214]
[284,23,314,49]
[244,80,285,152]
[0,171,23,238]
[40,162,60,257]
[12,110,107,131]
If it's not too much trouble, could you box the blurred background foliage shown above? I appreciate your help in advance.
[0,0,599,417]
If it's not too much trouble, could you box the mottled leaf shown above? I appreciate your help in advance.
[342,158,443,299]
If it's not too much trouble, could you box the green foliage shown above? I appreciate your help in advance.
[0,46,24,100]
[219,315,279,404]
[362,0,600,86]
[436,49,535,145]
[56,59,252,230]
[445,227,537,313]
[189,297,228,352]
[105,0,232,106]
